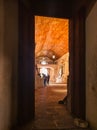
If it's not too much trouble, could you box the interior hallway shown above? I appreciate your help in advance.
[15,84,91,130]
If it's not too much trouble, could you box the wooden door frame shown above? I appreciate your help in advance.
[17,1,35,125]
[68,7,86,119]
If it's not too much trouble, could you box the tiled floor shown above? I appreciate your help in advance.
[15,84,91,130]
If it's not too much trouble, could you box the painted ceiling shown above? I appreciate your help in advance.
[35,16,69,60]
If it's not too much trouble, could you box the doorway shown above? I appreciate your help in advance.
[17,1,86,126]
[35,15,69,86]
[34,16,71,129]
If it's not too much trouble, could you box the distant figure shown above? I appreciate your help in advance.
[47,74,50,85]
[42,73,47,86]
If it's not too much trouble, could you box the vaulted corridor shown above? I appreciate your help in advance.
[1,1,97,130]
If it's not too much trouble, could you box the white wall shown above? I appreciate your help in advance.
[86,1,97,130]
[0,1,18,130]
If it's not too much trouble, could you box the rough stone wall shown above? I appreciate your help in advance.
[35,16,69,59]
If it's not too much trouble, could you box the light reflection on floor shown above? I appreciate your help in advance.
[51,88,67,93]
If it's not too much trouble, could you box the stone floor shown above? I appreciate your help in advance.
[15,84,91,130]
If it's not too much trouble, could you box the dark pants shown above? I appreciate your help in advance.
[44,78,47,86]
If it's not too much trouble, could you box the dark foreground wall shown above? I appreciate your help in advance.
[18,0,35,125]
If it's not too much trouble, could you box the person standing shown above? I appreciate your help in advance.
[42,73,47,87]
[47,74,50,85]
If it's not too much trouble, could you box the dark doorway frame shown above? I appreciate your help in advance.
[69,7,86,119]
[17,1,35,125]
[17,0,86,126]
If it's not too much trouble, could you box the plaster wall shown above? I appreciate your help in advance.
[0,1,18,130]
[56,52,69,83]
[86,1,97,129]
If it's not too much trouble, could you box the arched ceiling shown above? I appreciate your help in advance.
[35,16,69,60]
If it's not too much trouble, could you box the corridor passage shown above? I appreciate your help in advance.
[34,84,75,129]
[15,85,91,130]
